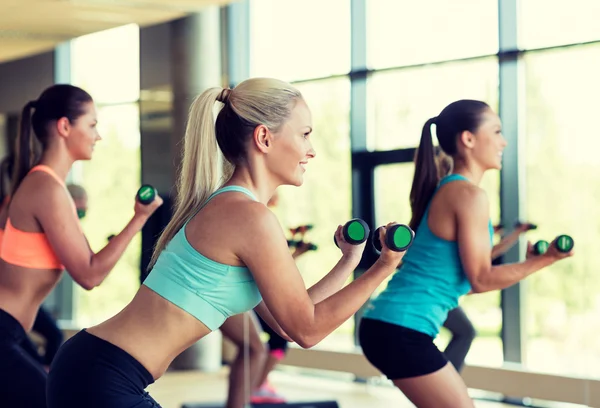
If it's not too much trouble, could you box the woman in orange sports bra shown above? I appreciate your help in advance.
[0,84,163,408]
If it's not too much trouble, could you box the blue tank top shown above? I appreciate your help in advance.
[143,186,263,331]
[363,174,494,338]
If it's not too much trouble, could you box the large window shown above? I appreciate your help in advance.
[522,43,600,378]
[249,0,350,81]
[243,0,600,392]
[368,58,499,150]
[70,24,142,326]
[74,104,142,326]
[270,78,353,351]
[519,0,600,49]
[459,170,502,367]
[367,0,498,69]
[71,24,140,104]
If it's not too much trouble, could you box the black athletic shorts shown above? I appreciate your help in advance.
[47,329,160,408]
[359,317,448,380]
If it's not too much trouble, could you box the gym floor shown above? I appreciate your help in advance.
[147,368,515,408]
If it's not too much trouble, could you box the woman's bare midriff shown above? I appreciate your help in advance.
[0,262,63,331]
[86,285,213,380]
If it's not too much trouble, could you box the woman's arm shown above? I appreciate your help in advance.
[240,206,403,348]
[455,187,572,294]
[491,222,536,259]
[37,184,162,290]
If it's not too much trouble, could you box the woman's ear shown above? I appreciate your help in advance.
[459,130,476,149]
[253,124,273,153]
[55,117,71,138]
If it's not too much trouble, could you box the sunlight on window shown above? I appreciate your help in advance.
[74,104,141,327]
[249,0,350,81]
[70,24,141,326]
[522,43,600,379]
[368,57,499,150]
[519,0,600,49]
[367,0,498,69]
[71,24,140,104]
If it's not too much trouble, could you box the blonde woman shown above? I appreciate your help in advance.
[47,78,407,408]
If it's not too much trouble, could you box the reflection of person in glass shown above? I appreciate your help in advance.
[47,78,407,408]
[359,100,573,407]
[0,85,161,408]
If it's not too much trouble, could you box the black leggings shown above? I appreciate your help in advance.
[47,330,160,408]
[20,306,64,366]
[0,308,48,408]
[442,306,477,372]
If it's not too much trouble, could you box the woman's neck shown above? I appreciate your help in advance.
[38,149,74,181]
[225,166,277,206]
[451,160,485,186]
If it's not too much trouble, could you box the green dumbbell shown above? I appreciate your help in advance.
[554,234,574,253]
[372,224,415,253]
[532,240,550,255]
[533,235,574,255]
[334,218,370,247]
[136,184,157,205]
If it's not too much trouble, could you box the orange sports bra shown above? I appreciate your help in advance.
[0,165,77,270]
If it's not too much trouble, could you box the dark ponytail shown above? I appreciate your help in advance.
[408,99,490,232]
[10,85,93,196]
[11,101,37,197]
[409,118,438,231]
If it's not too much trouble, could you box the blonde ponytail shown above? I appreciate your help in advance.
[148,78,303,269]
[149,87,227,269]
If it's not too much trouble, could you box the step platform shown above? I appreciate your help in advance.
[182,400,339,408]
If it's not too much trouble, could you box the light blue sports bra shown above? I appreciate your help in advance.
[143,186,263,331]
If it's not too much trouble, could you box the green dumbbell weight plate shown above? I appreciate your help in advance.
[391,225,414,251]
[534,240,549,255]
[346,220,367,243]
[555,235,574,252]
[138,185,156,204]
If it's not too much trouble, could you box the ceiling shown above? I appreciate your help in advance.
[0,0,235,64]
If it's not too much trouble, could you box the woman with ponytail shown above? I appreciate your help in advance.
[359,100,573,407]
[0,85,162,408]
[47,78,407,408]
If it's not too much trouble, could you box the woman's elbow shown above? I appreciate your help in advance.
[469,278,489,294]
[76,278,96,291]
[294,335,317,349]
[70,270,101,291]
[287,325,318,349]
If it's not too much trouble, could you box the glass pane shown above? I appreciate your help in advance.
[367,0,498,69]
[523,43,600,378]
[249,0,350,81]
[520,0,600,49]
[374,163,503,366]
[368,57,499,150]
[270,78,352,350]
[74,103,141,326]
[461,169,502,366]
[71,24,140,104]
